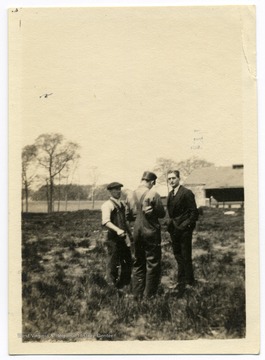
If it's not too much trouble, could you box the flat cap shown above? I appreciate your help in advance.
[107,182,123,190]
[141,171,157,181]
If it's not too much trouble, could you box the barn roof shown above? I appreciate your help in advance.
[185,166,244,189]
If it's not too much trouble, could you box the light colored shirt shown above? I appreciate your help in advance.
[173,184,181,196]
[101,197,125,226]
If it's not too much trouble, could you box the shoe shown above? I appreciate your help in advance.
[185,284,193,291]
[175,287,185,298]
[170,283,185,297]
[117,289,125,298]
[175,283,185,291]
[186,279,197,289]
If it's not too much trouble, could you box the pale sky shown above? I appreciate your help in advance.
[16,6,246,189]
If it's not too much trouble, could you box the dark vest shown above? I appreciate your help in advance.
[108,201,127,240]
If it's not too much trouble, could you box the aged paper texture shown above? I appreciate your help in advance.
[9,6,259,355]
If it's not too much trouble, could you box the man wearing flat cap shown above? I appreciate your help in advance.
[126,171,165,299]
[101,182,132,289]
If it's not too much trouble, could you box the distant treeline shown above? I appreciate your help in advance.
[30,184,113,201]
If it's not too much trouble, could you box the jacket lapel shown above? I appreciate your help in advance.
[167,189,174,207]
[171,185,184,210]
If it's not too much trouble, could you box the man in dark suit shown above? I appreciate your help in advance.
[167,170,198,293]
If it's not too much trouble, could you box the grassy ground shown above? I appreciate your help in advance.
[21,207,245,342]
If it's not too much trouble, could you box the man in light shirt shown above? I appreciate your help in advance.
[101,182,132,290]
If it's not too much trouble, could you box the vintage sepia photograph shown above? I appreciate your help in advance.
[8,4,259,355]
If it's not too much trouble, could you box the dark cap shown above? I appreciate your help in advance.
[107,182,123,190]
[141,171,157,182]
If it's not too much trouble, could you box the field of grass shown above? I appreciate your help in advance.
[22,207,245,342]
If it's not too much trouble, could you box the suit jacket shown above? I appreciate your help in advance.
[167,185,198,232]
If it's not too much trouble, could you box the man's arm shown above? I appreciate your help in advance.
[186,190,198,224]
[101,202,126,237]
[125,195,136,222]
[104,222,126,236]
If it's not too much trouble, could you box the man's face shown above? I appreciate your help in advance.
[167,173,180,188]
[149,180,156,188]
[110,187,122,199]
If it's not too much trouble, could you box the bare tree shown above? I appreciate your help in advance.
[64,160,79,211]
[56,160,78,212]
[57,172,62,212]
[89,166,100,209]
[153,157,178,192]
[176,156,214,181]
[35,133,80,213]
[153,156,214,187]
[22,144,38,212]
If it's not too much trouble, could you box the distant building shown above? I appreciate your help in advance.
[185,165,244,207]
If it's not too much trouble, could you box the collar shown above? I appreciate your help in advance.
[139,183,150,189]
[172,184,181,196]
[110,197,122,207]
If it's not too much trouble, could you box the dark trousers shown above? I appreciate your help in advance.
[106,238,132,289]
[170,229,194,286]
[133,234,161,298]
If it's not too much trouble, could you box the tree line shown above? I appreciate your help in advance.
[22,132,214,213]
[31,184,110,202]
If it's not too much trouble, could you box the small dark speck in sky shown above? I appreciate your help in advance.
[39,93,53,99]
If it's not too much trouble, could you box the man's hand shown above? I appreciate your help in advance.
[144,205,153,215]
[116,228,126,237]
